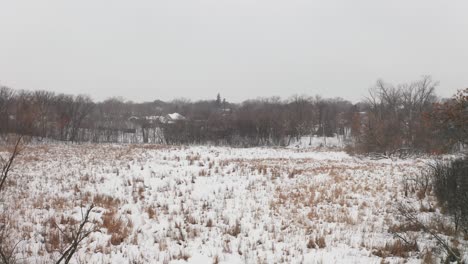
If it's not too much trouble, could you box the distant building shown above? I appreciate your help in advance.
[128,113,186,143]
[128,113,186,126]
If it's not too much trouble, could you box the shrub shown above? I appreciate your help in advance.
[431,157,468,234]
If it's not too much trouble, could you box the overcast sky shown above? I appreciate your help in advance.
[0,0,466,103]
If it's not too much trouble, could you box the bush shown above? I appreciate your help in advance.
[431,157,468,233]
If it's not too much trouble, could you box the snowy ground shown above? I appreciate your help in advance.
[1,144,466,263]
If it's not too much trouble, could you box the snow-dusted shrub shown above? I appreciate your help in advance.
[431,157,468,234]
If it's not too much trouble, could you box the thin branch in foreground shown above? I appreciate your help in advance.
[55,204,97,264]
[0,136,23,194]
[396,203,462,262]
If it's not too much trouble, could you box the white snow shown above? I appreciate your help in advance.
[168,113,185,121]
[0,144,465,263]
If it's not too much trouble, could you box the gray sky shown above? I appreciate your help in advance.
[0,0,467,103]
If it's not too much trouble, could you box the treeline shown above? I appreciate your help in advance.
[0,76,466,153]
[353,76,466,155]
[0,86,355,146]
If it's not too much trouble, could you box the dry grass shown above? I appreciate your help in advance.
[102,208,131,246]
[45,229,61,253]
[421,249,436,264]
[173,250,191,261]
[4,144,464,263]
[307,236,327,249]
[93,194,121,208]
[146,206,157,219]
[206,218,213,228]
[227,220,241,237]
[372,240,418,258]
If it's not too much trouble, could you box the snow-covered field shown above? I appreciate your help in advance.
[1,144,466,263]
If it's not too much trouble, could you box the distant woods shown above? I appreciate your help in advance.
[353,76,467,154]
[0,76,466,153]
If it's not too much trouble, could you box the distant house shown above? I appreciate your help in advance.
[167,113,186,123]
[128,113,186,126]
[128,113,186,143]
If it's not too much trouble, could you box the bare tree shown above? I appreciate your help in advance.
[0,87,15,135]
[0,136,22,193]
[32,90,56,139]
[356,76,439,154]
[54,205,97,264]
[287,95,312,141]
[431,88,467,151]
[0,136,23,264]
[69,95,94,142]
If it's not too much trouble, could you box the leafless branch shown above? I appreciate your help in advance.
[55,204,96,264]
[0,136,23,194]
[396,203,462,262]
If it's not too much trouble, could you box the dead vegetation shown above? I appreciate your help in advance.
[1,144,466,263]
[372,239,419,258]
[102,209,125,245]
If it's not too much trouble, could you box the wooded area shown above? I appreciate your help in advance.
[0,76,466,154]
